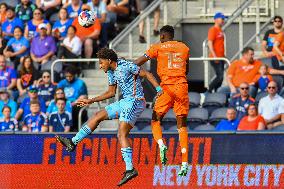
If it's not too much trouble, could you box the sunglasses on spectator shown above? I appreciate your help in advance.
[274,20,282,23]
[29,90,38,93]
[240,87,249,90]
[268,86,276,89]
[34,12,41,15]
[43,75,50,78]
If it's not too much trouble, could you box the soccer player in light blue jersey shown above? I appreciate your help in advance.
[56,48,162,186]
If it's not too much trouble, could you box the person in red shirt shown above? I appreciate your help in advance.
[135,25,190,176]
[207,12,226,92]
[238,104,266,131]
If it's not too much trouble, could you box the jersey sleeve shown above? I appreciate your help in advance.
[145,44,158,59]
[127,62,140,75]
[107,71,116,85]
[208,27,216,41]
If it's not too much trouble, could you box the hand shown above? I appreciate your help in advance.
[75,98,93,107]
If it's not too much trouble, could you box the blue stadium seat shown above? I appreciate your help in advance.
[202,92,227,114]
[140,125,152,132]
[188,92,201,108]
[255,91,268,104]
[162,109,176,129]
[187,107,208,130]
[136,108,152,130]
[272,125,284,131]
[163,125,178,133]
[208,107,228,126]
[130,126,140,133]
[194,124,215,131]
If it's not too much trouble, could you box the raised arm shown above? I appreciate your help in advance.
[134,55,149,66]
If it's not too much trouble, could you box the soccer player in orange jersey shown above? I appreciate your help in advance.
[135,25,190,176]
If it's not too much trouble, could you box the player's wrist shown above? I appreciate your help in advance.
[155,86,162,93]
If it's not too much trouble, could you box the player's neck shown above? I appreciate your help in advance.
[109,62,117,71]
[4,117,10,122]
[58,109,64,114]
[32,112,39,116]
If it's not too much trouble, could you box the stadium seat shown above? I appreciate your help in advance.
[272,75,283,91]
[194,124,215,131]
[130,126,140,133]
[188,92,201,108]
[135,108,152,130]
[202,92,227,114]
[271,125,284,131]
[140,125,152,132]
[255,91,268,104]
[163,125,178,133]
[208,107,228,126]
[187,107,209,130]
[162,109,176,129]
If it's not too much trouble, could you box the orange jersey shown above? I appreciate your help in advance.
[145,41,189,85]
[227,59,263,87]
[238,115,265,130]
[273,31,284,60]
[72,17,101,41]
[208,26,225,58]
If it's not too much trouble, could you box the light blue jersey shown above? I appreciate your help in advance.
[107,59,144,99]
[105,59,145,126]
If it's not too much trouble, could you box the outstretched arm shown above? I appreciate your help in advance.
[139,69,163,96]
[76,85,117,107]
[134,55,150,66]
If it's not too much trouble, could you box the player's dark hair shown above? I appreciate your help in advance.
[13,26,23,34]
[30,100,40,106]
[241,47,254,55]
[55,97,66,104]
[160,25,175,39]
[97,48,118,62]
[2,106,11,113]
[274,15,283,22]
[64,66,77,75]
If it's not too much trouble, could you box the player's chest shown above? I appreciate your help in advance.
[113,70,133,83]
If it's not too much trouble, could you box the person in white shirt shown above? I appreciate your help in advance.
[258,81,283,129]
[58,25,82,59]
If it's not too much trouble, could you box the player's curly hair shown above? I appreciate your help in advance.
[97,48,118,62]
[160,25,175,38]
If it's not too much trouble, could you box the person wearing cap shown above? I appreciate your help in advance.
[207,12,226,93]
[0,89,17,118]
[0,54,17,91]
[15,85,46,121]
[30,22,58,72]
[1,6,24,41]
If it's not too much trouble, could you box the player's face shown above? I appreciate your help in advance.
[28,90,38,98]
[226,109,236,121]
[59,9,67,20]
[24,57,32,69]
[56,90,65,98]
[259,66,267,75]
[267,82,277,95]
[30,104,40,114]
[244,50,254,63]
[2,108,10,118]
[240,84,249,96]
[215,18,224,26]
[56,100,66,111]
[99,59,110,73]
[21,0,29,5]
[33,10,42,20]
[6,10,14,19]
[42,73,50,83]
[0,92,8,101]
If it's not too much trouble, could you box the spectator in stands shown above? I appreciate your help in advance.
[57,25,82,60]
[0,89,17,118]
[15,85,46,121]
[0,3,7,25]
[0,106,18,131]
[84,0,109,47]
[0,30,7,55]
[208,12,226,93]
[138,0,160,43]
[15,0,37,23]
[36,0,61,20]
[49,98,72,132]
[72,13,101,68]
[52,8,74,41]
[1,7,24,41]
[229,82,255,120]
[57,66,87,128]
[0,55,17,93]
[258,81,282,129]
[30,23,58,72]
[272,99,284,129]
[24,8,51,40]
[66,0,82,18]
[3,26,30,69]
[262,16,282,60]
[272,27,284,70]
[238,104,266,131]
[47,88,72,115]
[105,0,129,18]
[37,71,56,107]
[250,64,273,92]
[221,47,284,97]
[22,100,48,132]
[215,107,239,131]
[17,56,40,103]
